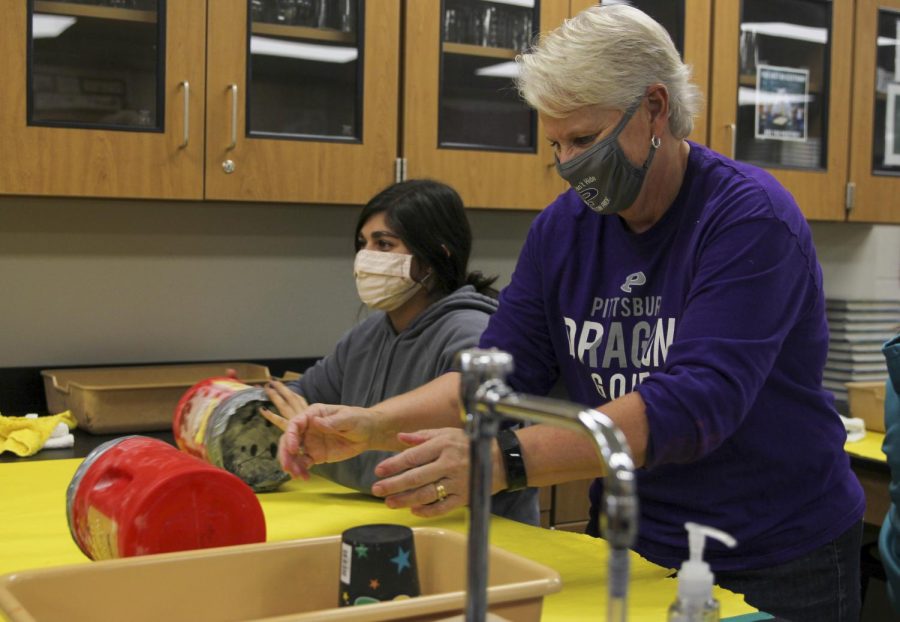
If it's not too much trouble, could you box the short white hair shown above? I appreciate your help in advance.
[516,4,701,139]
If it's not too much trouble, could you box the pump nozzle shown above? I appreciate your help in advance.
[676,522,737,603]
[686,522,737,563]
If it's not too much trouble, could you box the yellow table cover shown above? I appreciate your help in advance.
[845,431,887,463]
[0,459,759,621]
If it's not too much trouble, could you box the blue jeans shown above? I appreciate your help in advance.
[714,521,862,622]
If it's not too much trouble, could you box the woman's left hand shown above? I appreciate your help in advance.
[261,380,309,422]
[371,428,471,518]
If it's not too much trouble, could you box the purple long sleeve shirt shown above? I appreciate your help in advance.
[480,142,864,571]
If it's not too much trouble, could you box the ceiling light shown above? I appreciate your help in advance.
[250,36,358,63]
[475,61,519,79]
[478,0,534,7]
[32,14,76,39]
[740,22,828,44]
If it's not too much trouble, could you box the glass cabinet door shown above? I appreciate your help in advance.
[206,0,399,204]
[1,1,205,198]
[604,0,712,144]
[849,0,900,222]
[734,1,831,169]
[30,0,163,130]
[247,0,362,140]
[710,0,853,221]
[439,0,539,151]
[403,1,569,210]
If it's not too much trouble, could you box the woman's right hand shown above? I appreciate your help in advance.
[262,398,378,479]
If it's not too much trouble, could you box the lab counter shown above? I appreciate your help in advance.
[845,432,890,526]
[0,457,764,621]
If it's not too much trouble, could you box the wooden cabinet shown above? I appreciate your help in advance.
[402,1,569,210]
[1,1,206,200]
[848,0,900,223]
[705,0,899,223]
[709,0,854,221]
[205,1,400,204]
[1,0,567,209]
[674,0,713,144]
[5,1,898,220]
[2,0,399,204]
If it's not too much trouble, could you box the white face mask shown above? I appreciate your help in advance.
[354,250,424,311]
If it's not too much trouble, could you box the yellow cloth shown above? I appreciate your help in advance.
[0,411,77,457]
[0,459,759,621]
[845,431,887,462]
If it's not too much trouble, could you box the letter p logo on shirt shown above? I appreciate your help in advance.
[620,271,646,293]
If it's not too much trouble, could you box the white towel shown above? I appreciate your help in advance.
[43,434,74,449]
[24,414,74,450]
[840,415,866,443]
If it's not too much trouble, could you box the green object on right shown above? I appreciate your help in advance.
[879,333,900,615]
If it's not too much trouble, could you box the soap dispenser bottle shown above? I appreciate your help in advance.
[667,522,737,622]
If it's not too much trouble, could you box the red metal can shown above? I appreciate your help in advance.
[66,436,266,560]
[172,376,248,460]
[173,377,288,492]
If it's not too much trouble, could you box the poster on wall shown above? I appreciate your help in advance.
[755,64,809,142]
[885,83,900,167]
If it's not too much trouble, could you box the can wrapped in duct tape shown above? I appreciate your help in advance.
[66,435,266,560]
[173,376,290,492]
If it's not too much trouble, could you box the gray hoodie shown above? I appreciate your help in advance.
[287,285,539,525]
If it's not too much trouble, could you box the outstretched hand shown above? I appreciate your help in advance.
[261,381,378,479]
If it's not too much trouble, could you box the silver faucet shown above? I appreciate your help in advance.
[458,348,638,622]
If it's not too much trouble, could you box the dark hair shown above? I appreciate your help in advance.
[354,179,498,298]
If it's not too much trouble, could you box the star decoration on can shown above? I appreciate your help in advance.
[390,546,411,573]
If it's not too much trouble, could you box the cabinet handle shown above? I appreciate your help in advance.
[227,84,239,151]
[179,81,189,149]
[726,123,736,159]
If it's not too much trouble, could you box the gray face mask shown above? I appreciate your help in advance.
[555,101,660,215]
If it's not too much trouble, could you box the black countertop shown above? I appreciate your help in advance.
[0,429,175,463]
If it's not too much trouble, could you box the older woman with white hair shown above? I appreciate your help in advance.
[267,5,864,620]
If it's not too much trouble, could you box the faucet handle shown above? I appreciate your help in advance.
[456,348,514,428]
[456,348,514,379]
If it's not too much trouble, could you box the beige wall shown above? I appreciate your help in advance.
[0,196,533,367]
[0,195,896,368]
[810,222,900,301]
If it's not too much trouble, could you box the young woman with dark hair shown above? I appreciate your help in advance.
[264,179,539,525]
[352,178,498,301]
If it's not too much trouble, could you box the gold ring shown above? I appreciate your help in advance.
[434,482,448,502]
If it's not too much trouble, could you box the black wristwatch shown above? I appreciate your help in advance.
[498,428,528,491]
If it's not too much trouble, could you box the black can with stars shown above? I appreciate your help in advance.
[339,524,421,606]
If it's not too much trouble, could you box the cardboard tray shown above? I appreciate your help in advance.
[0,527,560,622]
[41,363,272,434]
[846,381,887,432]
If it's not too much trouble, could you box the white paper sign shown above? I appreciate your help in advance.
[885,83,900,167]
[755,64,810,142]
